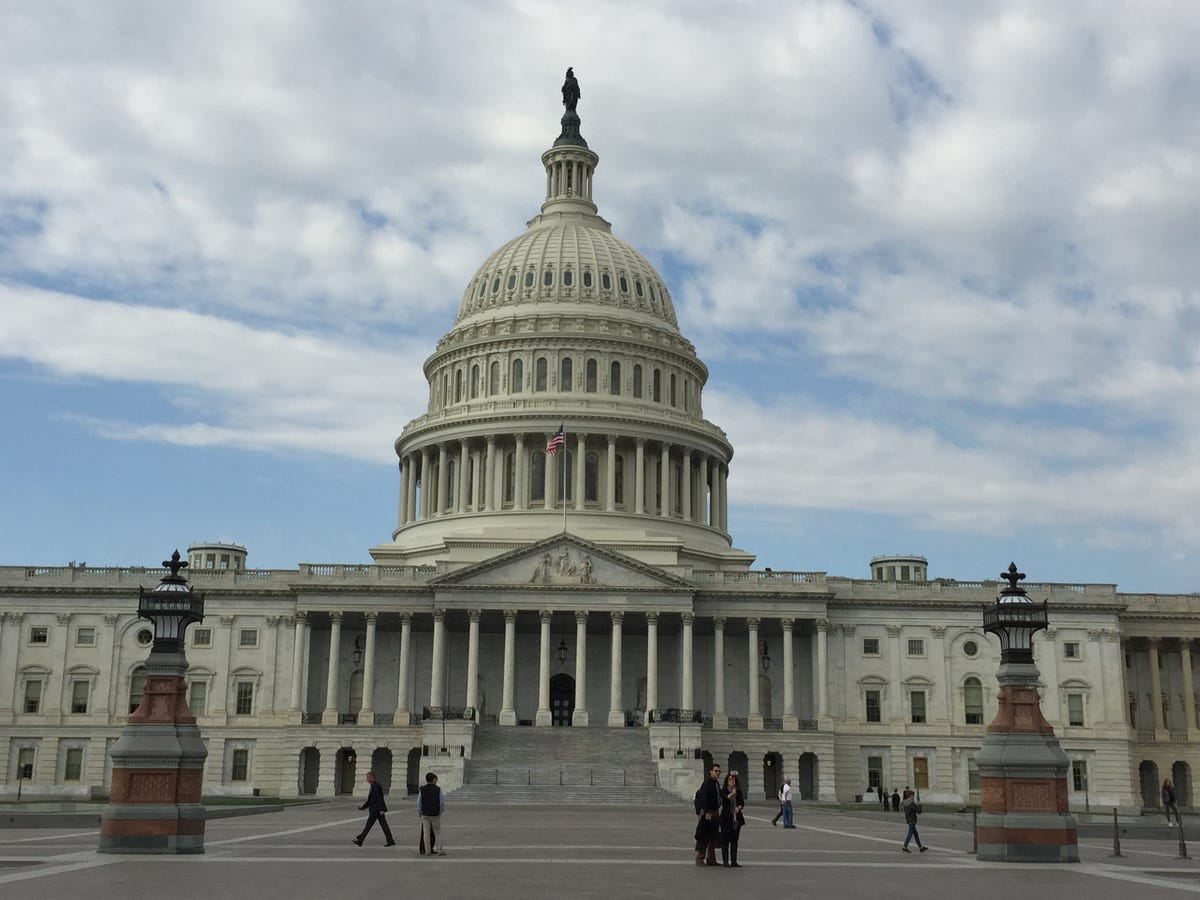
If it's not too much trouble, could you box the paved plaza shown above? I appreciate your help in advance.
[1,802,1197,899]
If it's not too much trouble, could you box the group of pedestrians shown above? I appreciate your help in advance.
[694,762,746,867]
[876,785,902,811]
[352,769,446,855]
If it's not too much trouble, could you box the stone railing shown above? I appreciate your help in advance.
[1,564,441,586]
[422,706,475,721]
[691,571,825,585]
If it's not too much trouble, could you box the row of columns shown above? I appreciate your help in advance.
[1134,636,1198,734]
[298,611,826,731]
[396,435,729,531]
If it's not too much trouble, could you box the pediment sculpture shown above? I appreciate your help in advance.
[530,546,596,585]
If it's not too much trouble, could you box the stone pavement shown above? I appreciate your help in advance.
[0,801,1197,899]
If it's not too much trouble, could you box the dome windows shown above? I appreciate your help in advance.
[585,358,597,392]
[560,357,573,391]
[562,269,573,287]
[652,369,662,403]
[601,272,612,291]
[535,358,548,391]
[543,269,554,287]
[633,365,643,398]
[506,274,516,291]
[492,277,500,294]
[524,271,535,289]
[511,359,524,393]
[635,279,644,298]
[619,275,629,294]
[477,280,485,298]
[583,270,593,288]
[609,361,621,394]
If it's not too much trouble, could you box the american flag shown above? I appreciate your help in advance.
[546,424,565,455]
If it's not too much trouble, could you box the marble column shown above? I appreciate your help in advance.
[484,437,496,512]
[634,439,646,515]
[543,437,555,508]
[719,463,729,531]
[1039,628,1061,723]
[608,611,624,727]
[747,618,763,729]
[500,610,517,726]
[493,436,505,510]
[680,613,694,714]
[575,433,586,511]
[418,448,431,519]
[458,441,470,513]
[605,435,617,511]
[471,447,483,510]
[659,443,671,518]
[466,610,481,721]
[1100,630,1125,726]
[394,613,412,725]
[646,612,659,718]
[1180,639,1198,733]
[358,612,377,721]
[781,618,797,730]
[1149,638,1166,733]
[713,617,728,729]
[288,613,307,721]
[701,456,712,525]
[321,612,342,726]
[515,434,526,510]
[436,444,449,514]
[887,624,903,723]
[397,458,409,527]
[429,610,446,710]
[682,451,692,521]
[573,611,589,726]
[816,620,829,721]
[404,454,417,523]
[536,610,553,726]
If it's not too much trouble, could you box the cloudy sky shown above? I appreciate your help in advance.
[2,1,1197,592]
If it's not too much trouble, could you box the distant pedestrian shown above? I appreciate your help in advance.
[352,771,395,847]
[878,785,886,810]
[772,780,785,826]
[1163,779,1180,826]
[418,772,446,855]
[900,789,927,853]
[780,777,795,827]
[891,788,901,812]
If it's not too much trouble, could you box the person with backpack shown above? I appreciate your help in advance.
[900,788,928,852]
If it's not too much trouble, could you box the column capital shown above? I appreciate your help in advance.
[646,611,659,625]
[746,617,760,630]
[575,609,589,625]
[886,624,902,637]
[399,611,412,625]
[931,625,946,638]
[660,440,671,452]
[468,609,482,623]
[364,611,378,624]
[1148,636,1161,647]
[328,611,343,623]
[780,618,795,632]
[815,618,830,632]
[1087,628,1104,642]
[504,609,518,624]
[575,431,588,442]
[220,615,236,626]
[433,608,447,623]
[57,612,72,625]
[610,610,624,625]
[680,612,694,627]
[293,612,308,627]
[635,437,646,447]
[266,616,283,626]
[486,434,496,446]
[460,437,470,449]
[712,616,726,630]
[1103,629,1120,642]
[606,433,618,444]
[102,614,119,625]
[539,609,554,625]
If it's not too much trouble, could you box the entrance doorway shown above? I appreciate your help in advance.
[406,747,423,796]
[1139,760,1160,809]
[336,747,357,795]
[1173,761,1192,808]
[299,747,320,795]
[550,673,575,726]
[762,751,782,801]
[798,752,818,800]
[371,747,393,795]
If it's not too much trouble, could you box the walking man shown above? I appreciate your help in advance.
[900,788,928,853]
[780,777,795,827]
[418,771,446,855]
[352,771,395,847]
[771,780,785,826]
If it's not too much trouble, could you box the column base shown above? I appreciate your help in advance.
[608,710,625,727]
[288,709,303,726]
[712,714,729,730]
[572,709,590,726]
[499,709,516,726]
[394,708,411,727]
[782,715,799,731]
[321,709,339,726]
[535,709,552,727]
[358,707,374,724]
[747,714,764,731]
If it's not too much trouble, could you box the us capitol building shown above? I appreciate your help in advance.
[1,75,1196,813]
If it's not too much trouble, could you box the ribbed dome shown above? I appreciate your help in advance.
[455,219,680,331]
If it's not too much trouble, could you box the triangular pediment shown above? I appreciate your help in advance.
[429,534,693,591]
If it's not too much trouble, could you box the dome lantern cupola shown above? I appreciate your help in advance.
[540,66,598,217]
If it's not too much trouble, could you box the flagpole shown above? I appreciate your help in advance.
[561,434,567,533]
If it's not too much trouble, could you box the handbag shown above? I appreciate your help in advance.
[736,810,746,828]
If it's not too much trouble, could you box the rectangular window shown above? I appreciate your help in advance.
[907,638,925,656]
[231,748,249,782]
[75,627,96,647]
[238,629,258,648]
[64,747,83,782]
[188,681,208,716]
[1072,760,1088,792]
[17,747,35,780]
[913,757,929,790]
[29,626,48,645]
[968,757,980,792]
[220,554,230,569]
[1064,642,1080,659]
[23,680,42,714]
[1067,693,1084,727]
[192,628,212,648]
[865,690,881,723]
[911,690,927,724]
[867,755,883,789]
[862,638,880,656]
[235,682,254,716]
[70,680,89,714]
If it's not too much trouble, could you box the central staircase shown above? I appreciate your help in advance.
[449,725,682,805]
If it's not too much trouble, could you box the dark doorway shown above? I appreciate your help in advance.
[299,747,320,795]
[1173,761,1191,809]
[550,673,575,726]
[336,747,357,795]
[371,747,393,794]
[798,752,818,800]
[1139,760,1160,809]
[762,751,782,801]
[406,747,423,796]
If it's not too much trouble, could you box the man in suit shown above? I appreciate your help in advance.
[353,770,395,847]
[694,763,722,866]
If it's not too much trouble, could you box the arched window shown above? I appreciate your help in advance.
[535,358,548,392]
[470,364,480,399]
[609,361,621,395]
[454,370,462,403]
[585,359,597,393]
[583,270,593,288]
[563,269,573,287]
[512,358,524,393]
[491,277,500,294]
[441,374,449,408]
[652,369,662,403]
[543,269,554,287]
[619,275,629,294]
[503,451,515,504]
[964,677,984,725]
[614,454,625,505]
[524,271,534,288]
[683,380,690,411]
[669,373,677,407]
[585,451,599,502]
[129,665,147,714]
[446,458,457,509]
[489,361,500,395]
[506,273,516,290]
[633,365,643,398]
[531,451,546,502]
[601,272,612,291]
[560,357,573,391]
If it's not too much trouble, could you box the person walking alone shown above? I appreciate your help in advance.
[352,771,395,847]
[900,789,928,853]
[418,772,446,855]
[771,780,785,826]
[780,777,794,828]
[1163,779,1181,827]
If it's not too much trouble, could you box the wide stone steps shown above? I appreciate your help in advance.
[451,726,681,805]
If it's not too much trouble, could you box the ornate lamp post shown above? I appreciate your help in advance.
[99,550,208,854]
[974,563,1078,862]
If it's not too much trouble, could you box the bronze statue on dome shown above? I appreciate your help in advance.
[562,67,580,113]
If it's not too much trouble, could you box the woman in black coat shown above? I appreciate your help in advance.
[719,772,746,867]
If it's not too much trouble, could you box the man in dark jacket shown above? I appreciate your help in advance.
[694,763,722,866]
[418,771,446,855]
[353,770,395,847]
